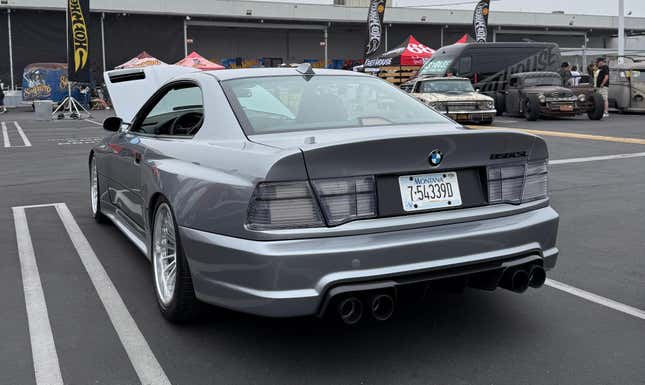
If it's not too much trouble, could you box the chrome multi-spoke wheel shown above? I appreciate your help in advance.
[90,157,99,215]
[153,203,178,306]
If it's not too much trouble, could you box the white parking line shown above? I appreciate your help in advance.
[549,152,645,165]
[54,204,172,385]
[2,121,32,148]
[15,121,32,147]
[12,206,64,385]
[2,121,10,147]
[83,118,103,126]
[12,203,171,385]
[546,279,645,321]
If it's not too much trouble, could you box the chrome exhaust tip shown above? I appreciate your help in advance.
[337,297,363,325]
[370,294,395,321]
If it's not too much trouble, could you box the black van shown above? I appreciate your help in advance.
[411,42,561,96]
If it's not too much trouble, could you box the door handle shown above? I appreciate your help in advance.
[134,152,142,165]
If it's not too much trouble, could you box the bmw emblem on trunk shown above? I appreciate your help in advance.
[429,150,443,167]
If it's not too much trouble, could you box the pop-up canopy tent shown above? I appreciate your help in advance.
[455,34,476,44]
[364,35,434,68]
[175,52,225,70]
[116,51,166,69]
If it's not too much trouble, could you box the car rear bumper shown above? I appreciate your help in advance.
[179,205,559,317]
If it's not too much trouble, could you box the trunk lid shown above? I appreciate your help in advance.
[249,125,544,179]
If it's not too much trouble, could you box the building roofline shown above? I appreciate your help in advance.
[2,0,644,31]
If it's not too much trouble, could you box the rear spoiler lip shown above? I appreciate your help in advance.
[107,68,146,83]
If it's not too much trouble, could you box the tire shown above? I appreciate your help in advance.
[90,156,109,223]
[151,197,200,323]
[587,93,604,120]
[523,97,540,121]
[494,93,505,116]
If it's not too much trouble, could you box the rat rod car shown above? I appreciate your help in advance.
[495,72,604,121]
[409,77,496,124]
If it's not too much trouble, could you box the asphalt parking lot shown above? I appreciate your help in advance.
[1,110,644,385]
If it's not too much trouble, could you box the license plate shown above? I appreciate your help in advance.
[456,114,469,121]
[559,104,574,111]
[398,172,462,212]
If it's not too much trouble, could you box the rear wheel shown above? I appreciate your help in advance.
[90,156,108,223]
[587,93,604,120]
[523,97,540,121]
[152,198,200,323]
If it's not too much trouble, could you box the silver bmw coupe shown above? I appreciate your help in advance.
[90,64,559,324]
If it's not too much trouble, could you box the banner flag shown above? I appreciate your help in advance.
[67,0,90,82]
[364,0,387,59]
[472,0,490,43]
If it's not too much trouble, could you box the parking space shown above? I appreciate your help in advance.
[1,113,644,384]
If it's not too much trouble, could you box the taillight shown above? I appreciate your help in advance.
[246,182,324,230]
[487,160,548,204]
[311,176,377,226]
[246,176,377,230]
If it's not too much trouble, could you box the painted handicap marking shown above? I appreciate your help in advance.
[12,203,172,385]
[48,136,103,145]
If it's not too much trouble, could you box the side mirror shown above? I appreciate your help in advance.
[103,116,123,132]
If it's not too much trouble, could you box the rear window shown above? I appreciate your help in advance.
[222,75,446,134]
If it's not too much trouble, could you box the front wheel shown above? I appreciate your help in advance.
[152,198,200,323]
[523,97,540,121]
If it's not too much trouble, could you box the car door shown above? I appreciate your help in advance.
[505,77,521,115]
[115,82,204,230]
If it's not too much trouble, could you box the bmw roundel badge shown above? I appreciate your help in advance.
[428,150,443,167]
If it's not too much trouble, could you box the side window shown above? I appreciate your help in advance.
[458,56,472,75]
[133,84,203,137]
[509,77,518,87]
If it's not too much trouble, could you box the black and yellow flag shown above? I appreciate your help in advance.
[364,0,387,59]
[67,0,90,82]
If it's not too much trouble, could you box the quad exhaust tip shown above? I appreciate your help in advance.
[528,265,546,288]
[499,268,530,293]
[370,294,395,321]
[337,297,363,325]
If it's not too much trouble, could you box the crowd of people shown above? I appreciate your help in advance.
[559,57,610,117]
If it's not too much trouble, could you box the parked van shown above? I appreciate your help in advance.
[609,57,645,113]
[409,42,561,97]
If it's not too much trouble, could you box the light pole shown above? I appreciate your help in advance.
[618,0,625,64]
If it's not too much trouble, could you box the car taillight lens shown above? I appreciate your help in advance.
[488,160,548,204]
[247,177,377,230]
[246,182,324,230]
[312,176,377,226]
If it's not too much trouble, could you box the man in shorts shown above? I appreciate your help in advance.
[596,58,610,117]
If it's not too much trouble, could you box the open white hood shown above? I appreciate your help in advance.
[103,65,198,123]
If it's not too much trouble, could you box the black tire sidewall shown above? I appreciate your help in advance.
[587,93,605,120]
[90,156,108,223]
[524,97,540,121]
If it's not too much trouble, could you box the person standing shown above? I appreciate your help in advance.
[570,65,581,86]
[596,58,610,117]
[558,62,572,87]
[0,82,6,114]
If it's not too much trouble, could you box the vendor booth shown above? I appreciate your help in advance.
[175,52,225,70]
[364,35,434,85]
[116,51,166,69]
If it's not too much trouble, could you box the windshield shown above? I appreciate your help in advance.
[418,79,474,93]
[222,75,446,134]
[418,57,454,76]
[523,76,562,86]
